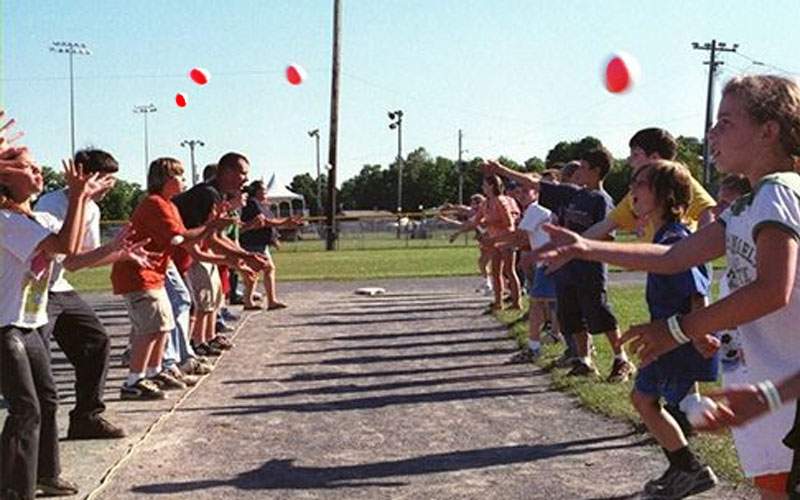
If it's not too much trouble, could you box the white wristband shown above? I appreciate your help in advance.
[756,380,782,412]
[666,315,691,344]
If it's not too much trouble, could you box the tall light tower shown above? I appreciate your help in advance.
[180,139,205,185]
[133,104,157,171]
[308,128,322,214]
[388,110,404,213]
[50,41,91,156]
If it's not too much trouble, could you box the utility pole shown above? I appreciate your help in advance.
[692,39,738,187]
[50,41,91,156]
[133,104,157,172]
[180,139,205,185]
[457,129,464,206]
[308,128,322,215]
[325,0,341,251]
[388,110,404,212]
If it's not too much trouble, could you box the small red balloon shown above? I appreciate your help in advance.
[189,67,209,85]
[175,93,187,108]
[603,52,640,94]
[286,64,306,86]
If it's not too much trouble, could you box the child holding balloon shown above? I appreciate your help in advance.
[533,74,800,500]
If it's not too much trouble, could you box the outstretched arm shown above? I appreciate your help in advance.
[482,160,540,189]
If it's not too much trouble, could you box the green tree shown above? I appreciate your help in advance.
[41,166,66,194]
[545,136,602,166]
[97,179,144,221]
[524,156,545,173]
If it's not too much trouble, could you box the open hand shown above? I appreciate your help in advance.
[694,385,769,432]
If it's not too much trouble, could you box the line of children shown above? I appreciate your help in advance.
[534,74,800,500]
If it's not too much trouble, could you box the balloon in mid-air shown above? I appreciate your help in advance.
[286,64,307,86]
[189,67,210,85]
[175,93,188,108]
[603,52,640,94]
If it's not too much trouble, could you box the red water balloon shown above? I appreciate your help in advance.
[189,67,210,85]
[285,64,306,86]
[603,52,640,94]
[175,93,187,108]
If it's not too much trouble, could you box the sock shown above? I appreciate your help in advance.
[614,352,629,363]
[485,277,492,288]
[126,372,145,386]
[581,356,592,366]
[666,446,702,472]
[528,340,541,352]
[146,366,160,378]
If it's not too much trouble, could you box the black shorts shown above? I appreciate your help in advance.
[556,283,617,336]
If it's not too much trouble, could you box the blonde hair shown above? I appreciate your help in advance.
[147,157,184,194]
[634,160,693,223]
[722,75,800,157]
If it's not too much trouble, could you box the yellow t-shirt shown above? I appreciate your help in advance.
[608,176,716,241]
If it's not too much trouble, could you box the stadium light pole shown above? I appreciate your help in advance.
[50,41,91,156]
[388,110,404,213]
[133,104,157,171]
[308,128,322,214]
[180,139,205,186]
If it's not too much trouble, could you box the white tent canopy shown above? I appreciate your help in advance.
[265,179,306,217]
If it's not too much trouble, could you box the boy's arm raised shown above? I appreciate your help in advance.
[534,221,726,275]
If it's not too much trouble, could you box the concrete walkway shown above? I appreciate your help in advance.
[5,277,752,499]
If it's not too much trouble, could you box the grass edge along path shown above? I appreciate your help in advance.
[496,283,748,488]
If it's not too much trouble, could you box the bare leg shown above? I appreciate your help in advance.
[631,390,687,451]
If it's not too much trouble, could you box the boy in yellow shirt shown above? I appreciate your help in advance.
[583,128,716,242]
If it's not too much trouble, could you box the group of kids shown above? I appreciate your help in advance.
[2,73,800,499]
[0,134,299,498]
[445,75,800,499]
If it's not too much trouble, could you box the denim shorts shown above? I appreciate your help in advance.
[634,362,696,407]
[528,266,556,299]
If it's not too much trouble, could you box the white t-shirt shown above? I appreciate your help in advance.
[0,209,61,329]
[518,202,553,254]
[35,189,101,292]
[718,172,800,477]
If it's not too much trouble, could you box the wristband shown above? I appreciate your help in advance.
[756,380,782,412]
[666,315,691,344]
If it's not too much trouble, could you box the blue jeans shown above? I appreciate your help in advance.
[164,263,195,370]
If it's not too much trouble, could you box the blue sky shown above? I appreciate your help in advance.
[4,1,799,187]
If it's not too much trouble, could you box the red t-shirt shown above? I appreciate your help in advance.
[111,194,186,294]
[478,195,518,238]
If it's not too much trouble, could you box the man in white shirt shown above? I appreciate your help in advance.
[35,149,136,439]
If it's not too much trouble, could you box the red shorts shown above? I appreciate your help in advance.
[753,472,789,493]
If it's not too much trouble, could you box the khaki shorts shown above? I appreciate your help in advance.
[186,261,223,312]
[122,288,175,337]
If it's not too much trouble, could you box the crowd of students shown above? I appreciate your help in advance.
[0,130,298,499]
[2,72,800,499]
[445,74,800,499]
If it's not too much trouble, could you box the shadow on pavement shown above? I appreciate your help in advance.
[132,431,645,493]
[234,370,534,400]
[224,361,515,384]
[286,335,508,354]
[265,347,517,367]
[292,325,507,343]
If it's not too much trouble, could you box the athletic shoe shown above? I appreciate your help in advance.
[216,320,234,334]
[221,308,240,322]
[35,476,79,497]
[192,342,222,357]
[508,348,540,364]
[171,368,201,387]
[120,379,165,401]
[549,352,578,369]
[567,360,599,377]
[607,358,636,383]
[646,465,718,498]
[149,371,187,391]
[67,416,126,440]
[644,465,677,494]
[179,357,213,376]
[208,335,234,350]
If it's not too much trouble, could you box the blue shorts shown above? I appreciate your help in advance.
[634,363,696,407]
[528,266,556,299]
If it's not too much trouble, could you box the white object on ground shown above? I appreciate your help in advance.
[680,394,719,427]
[355,287,386,296]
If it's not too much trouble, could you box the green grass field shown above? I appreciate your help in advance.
[66,245,482,291]
[496,284,745,485]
